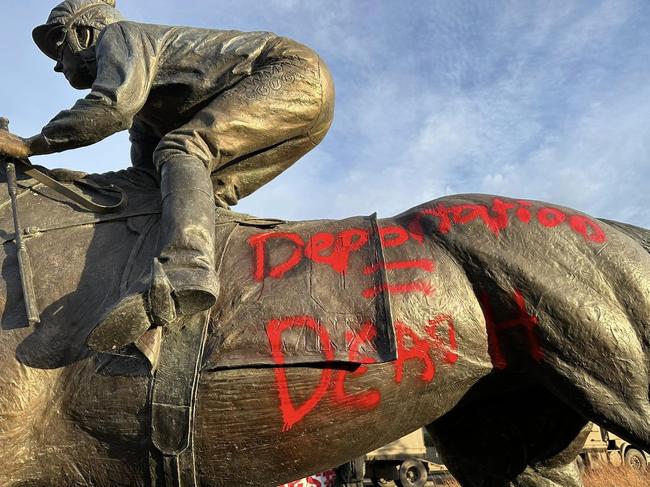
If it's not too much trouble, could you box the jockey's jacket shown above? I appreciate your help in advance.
[40,21,316,152]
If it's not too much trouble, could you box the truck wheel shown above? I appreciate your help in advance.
[624,448,647,471]
[370,479,388,487]
[396,458,427,487]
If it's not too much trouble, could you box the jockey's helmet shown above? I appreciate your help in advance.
[32,0,124,60]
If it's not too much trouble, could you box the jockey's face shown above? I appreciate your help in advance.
[53,42,95,90]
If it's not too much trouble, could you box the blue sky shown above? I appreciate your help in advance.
[2,1,650,225]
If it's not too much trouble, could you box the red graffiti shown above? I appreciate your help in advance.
[267,316,335,431]
[249,232,305,281]
[379,225,410,247]
[568,215,606,244]
[392,317,459,383]
[537,207,566,228]
[480,289,543,370]
[408,197,606,243]
[268,315,458,431]
[249,224,436,302]
[362,281,434,299]
[407,217,425,244]
[333,323,381,410]
[250,198,605,284]
[363,256,436,301]
[364,259,435,275]
[425,314,459,365]
[410,198,514,236]
[515,200,532,223]
[249,228,370,281]
[394,322,436,384]
[305,228,369,274]
[268,317,383,431]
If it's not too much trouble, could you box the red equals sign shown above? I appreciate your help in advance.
[363,258,436,299]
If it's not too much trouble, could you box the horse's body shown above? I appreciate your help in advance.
[2,168,650,487]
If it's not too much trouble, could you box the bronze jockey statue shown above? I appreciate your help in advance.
[0,0,334,350]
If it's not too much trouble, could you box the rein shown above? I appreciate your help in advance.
[10,157,128,214]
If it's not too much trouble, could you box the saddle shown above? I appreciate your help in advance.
[0,164,399,486]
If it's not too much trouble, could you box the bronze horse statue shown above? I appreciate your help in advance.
[2,166,650,487]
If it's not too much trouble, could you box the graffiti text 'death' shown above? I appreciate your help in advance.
[267,315,458,431]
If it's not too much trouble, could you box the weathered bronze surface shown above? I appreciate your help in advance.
[1,2,649,487]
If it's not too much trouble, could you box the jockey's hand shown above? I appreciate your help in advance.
[0,130,31,159]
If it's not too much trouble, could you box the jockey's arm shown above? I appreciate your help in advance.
[2,22,154,160]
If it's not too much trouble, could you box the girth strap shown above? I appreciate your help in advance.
[149,310,211,486]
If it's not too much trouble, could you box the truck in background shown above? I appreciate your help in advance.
[337,424,649,486]
[337,428,447,487]
[580,424,649,472]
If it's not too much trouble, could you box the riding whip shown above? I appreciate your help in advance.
[0,118,40,325]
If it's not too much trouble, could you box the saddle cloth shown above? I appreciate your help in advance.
[202,213,398,369]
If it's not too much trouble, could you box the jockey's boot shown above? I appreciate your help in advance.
[87,157,219,353]
[156,156,219,315]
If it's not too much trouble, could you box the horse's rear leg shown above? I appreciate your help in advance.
[533,311,650,451]
[511,427,589,487]
[426,375,588,487]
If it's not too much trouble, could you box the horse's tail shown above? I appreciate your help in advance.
[600,218,650,254]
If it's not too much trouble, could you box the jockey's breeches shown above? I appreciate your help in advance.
[152,49,335,208]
